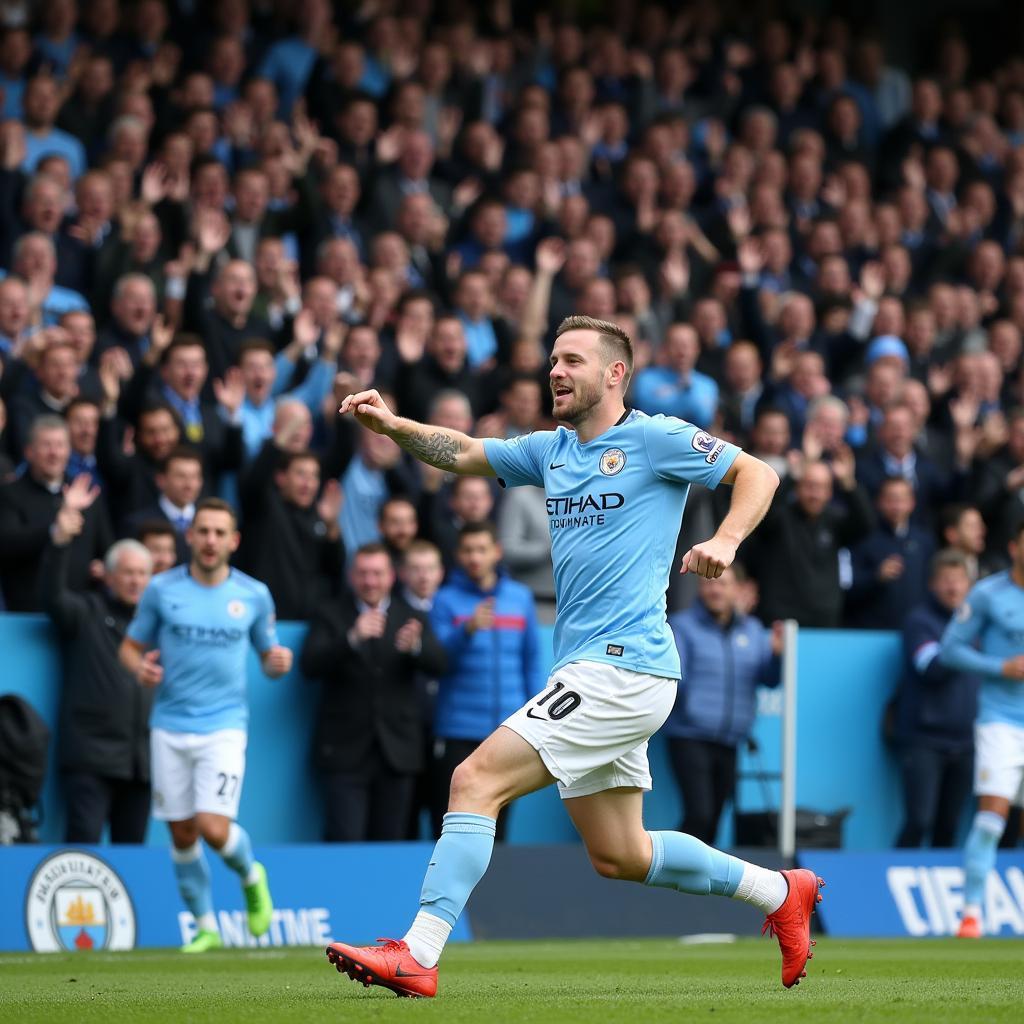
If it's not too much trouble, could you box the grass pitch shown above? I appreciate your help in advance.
[2,938,1023,1024]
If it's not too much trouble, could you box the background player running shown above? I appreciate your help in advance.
[940,518,1024,938]
[120,497,293,952]
[325,316,824,997]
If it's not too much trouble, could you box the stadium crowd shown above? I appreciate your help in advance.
[0,0,1021,845]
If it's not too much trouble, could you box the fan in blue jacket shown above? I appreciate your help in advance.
[665,565,782,845]
[429,521,542,837]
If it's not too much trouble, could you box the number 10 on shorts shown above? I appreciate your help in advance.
[528,680,582,721]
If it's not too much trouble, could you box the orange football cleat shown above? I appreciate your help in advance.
[761,868,825,988]
[957,915,982,939]
[325,938,438,998]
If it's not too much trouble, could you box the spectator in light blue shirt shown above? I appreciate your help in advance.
[209,35,245,110]
[454,270,501,369]
[216,327,337,512]
[630,323,719,429]
[0,27,32,119]
[339,429,399,557]
[35,0,81,81]
[2,233,89,325]
[256,0,334,117]
[854,37,911,130]
[235,338,337,461]
[21,75,87,179]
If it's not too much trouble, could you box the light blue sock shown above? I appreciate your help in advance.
[964,810,1005,909]
[417,812,497,926]
[644,830,745,896]
[171,842,214,921]
[219,822,255,880]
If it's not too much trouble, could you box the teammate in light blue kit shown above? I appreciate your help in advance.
[940,519,1024,938]
[325,315,825,998]
[120,497,293,953]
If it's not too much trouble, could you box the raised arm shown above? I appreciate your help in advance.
[339,389,494,476]
[681,452,780,578]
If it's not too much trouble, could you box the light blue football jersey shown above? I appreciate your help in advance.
[940,570,1024,728]
[483,410,740,679]
[127,565,279,733]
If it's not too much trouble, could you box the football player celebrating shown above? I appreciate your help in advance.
[325,316,823,996]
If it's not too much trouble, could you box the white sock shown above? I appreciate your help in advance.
[963,902,981,920]
[731,864,789,914]
[197,912,218,933]
[402,910,452,968]
[244,864,261,886]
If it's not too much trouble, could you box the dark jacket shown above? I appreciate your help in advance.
[369,169,452,233]
[665,601,781,746]
[300,592,447,774]
[97,407,242,526]
[6,392,72,461]
[226,190,313,266]
[236,440,345,620]
[429,569,542,740]
[120,504,189,564]
[394,354,495,423]
[0,472,113,611]
[848,522,935,630]
[855,447,956,529]
[115,365,246,489]
[973,446,1024,556]
[753,479,874,627]
[895,595,979,750]
[39,540,152,779]
[417,479,500,569]
[183,269,277,381]
[95,320,151,370]
[95,414,162,519]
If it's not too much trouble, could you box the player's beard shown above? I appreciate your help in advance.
[554,377,602,427]
[194,549,230,577]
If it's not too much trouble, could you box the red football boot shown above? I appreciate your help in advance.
[325,938,438,998]
[761,868,825,988]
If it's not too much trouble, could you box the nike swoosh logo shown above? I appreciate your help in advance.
[549,462,565,470]
[526,708,546,720]
[395,965,434,978]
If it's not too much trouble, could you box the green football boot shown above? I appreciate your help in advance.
[180,929,223,954]
[244,861,273,937]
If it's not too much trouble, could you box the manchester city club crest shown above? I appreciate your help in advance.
[227,599,246,619]
[25,850,136,952]
[599,448,626,475]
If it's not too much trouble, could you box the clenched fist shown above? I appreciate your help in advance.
[263,645,293,678]
[681,537,737,580]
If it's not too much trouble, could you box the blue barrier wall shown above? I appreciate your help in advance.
[1,616,905,849]
[2,843,471,952]
[3,843,785,952]
[798,850,1024,937]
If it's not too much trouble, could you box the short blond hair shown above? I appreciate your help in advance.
[555,315,634,385]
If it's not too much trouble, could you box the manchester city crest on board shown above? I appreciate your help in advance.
[25,850,136,952]
[599,448,626,475]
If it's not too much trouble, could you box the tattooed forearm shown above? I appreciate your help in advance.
[400,427,464,469]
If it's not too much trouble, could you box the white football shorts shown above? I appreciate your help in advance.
[974,721,1024,805]
[503,659,677,799]
[150,727,248,821]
